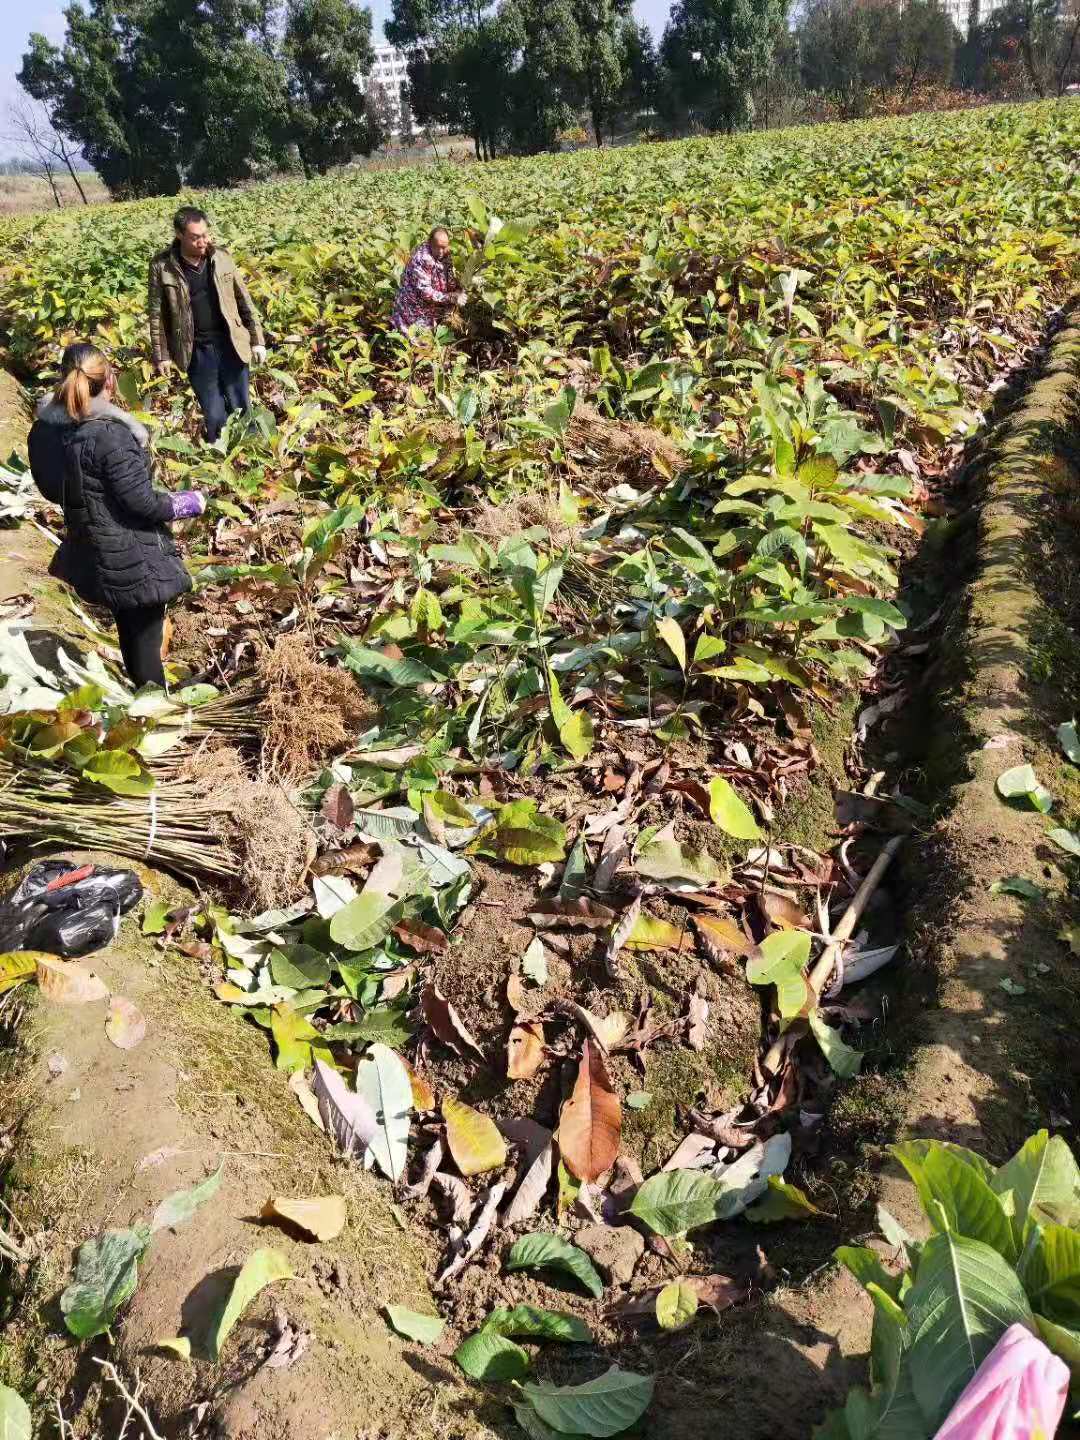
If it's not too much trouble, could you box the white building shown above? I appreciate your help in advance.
[923,0,1007,36]
[361,45,414,137]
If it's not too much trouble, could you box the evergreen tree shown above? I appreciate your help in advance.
[283,0,382,175]
[661,0,788,132]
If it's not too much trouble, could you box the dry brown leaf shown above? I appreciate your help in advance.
[662,1133,718,1171]
[381,965,417,1000]
[557,1039,622,1183]
[393,920,449,955]
[432,1170,474,1224]
[261,1194,347,1242]
[288,1070,325,1132]
[443,1097,507,1177]
[506,973,527,1013]
[669,779,712,816]
[507,1022,546,1080]
[686,990,708,1052]
[36,956,109,1005]
[693,913,759,961]
[528,897,617,929]
[611,1273,749,1322]
[403,1057,436,1112]
[436,1181,505,1284]
[321,783,355,830]
[421,982,484,1059]
[759,891,812,931]
[498,1119,555,1227]
[105,995,147,1050]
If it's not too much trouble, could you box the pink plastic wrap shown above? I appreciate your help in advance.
[933,1324,1070,1440]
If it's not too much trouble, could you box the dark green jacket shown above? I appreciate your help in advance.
[148,243,264,370]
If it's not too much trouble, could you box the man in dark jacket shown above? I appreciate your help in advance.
[148,206,267,444]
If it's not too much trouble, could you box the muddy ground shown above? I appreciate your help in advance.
[2,309,1080,1440]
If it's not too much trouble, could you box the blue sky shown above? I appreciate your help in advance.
[0,1,674,123]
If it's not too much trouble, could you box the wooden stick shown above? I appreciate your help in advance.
[760,834,904,1075]
[807,834,904,997]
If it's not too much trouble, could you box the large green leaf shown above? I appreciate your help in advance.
[707,776,762,839]
[1018,1222,1080,1325]
[895,1144,1016,1262]
[385,1305,445,1345]
[506,1233,603,1298]
[904,1230,1035,1431]
[520,1367,654,1438]
[61,1226,150,1339]
[746,929,811,986]
[992,1129,1080,1246]
[835,1246,903,1302]
[628,1169,728,1237]
[1035,1314,1080,1384]
[210,1248,294,1360]
[482,1305,591,1343]
[454,1329,530,1381]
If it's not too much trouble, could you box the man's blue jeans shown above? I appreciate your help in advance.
[188,338,250,443]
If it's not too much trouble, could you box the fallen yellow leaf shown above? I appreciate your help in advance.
[442,1096,507,1177]
[261,1194,347,1242]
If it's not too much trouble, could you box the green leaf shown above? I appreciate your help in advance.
[482,1305,591,1343]
[329,892,401,952]
[513,1400,588,1440]
[1048,828,1080,857]
[905,1230,1035,1431]
[634,825,725,887]
[506,1233,603,1298]
[1018,1222,1080,1325]
[1035,1314,1080,1384]
[142,899,170,935]
[992,1130,1080,1246]
[270,1005,332,1073]
[835,1246,903,1302]
[809,1013,863,1079]
[559,709,595,762]
[628,1169,728,1237]
[0,1385,31,1440]
[520,1367,654,1438]
[990,876,1043,899]
[210,1248,294,1360]
[746,1176,824,1223]
[454,1329,530,1381]
[892,1140,1014,1259]
[61,1226,150,1339]
[385,1305,445,1345]
[995,763,1054,813]
[656,1281,698,1330]
[707,776,762,840]
[151,1162,224,1234]
[355,1043,413,1182]
[1057,720,1080,764]
[270,944,332,990]
[341,644,436,688]
[472,800,567,866]
[746,929,811,986]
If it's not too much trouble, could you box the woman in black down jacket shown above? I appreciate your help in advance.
[29,342,206,689]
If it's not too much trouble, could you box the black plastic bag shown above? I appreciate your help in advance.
[0,860,143,958]
[0,901,36,952]
[24,904,120,958]
[9,862,142,915]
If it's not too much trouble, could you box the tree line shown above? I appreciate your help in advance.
[16,0,1080,199]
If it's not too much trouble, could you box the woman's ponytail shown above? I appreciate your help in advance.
[54,342,112,421]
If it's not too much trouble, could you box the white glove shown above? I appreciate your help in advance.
[252,345,267,366]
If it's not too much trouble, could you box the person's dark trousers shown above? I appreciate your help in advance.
[115,604,167,689]
[187,338,250,444]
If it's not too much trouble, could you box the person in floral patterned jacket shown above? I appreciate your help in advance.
[392,227,467,335]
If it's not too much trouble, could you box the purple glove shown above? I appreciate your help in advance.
[170,490,206,520]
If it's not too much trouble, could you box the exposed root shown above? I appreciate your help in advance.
[181,745,313,913]
[473,490,581,550]
[566,402,684,488]
[256,634,377,782]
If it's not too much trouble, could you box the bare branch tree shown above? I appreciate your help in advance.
[5,95,90,206]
